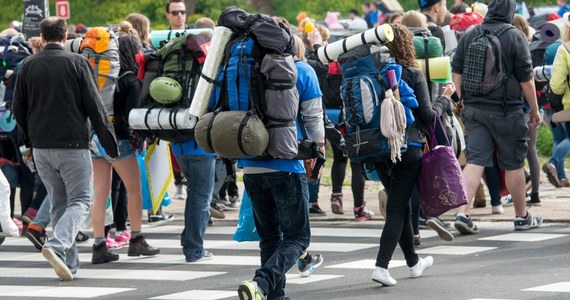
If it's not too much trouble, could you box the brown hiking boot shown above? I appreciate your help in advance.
[542,162,561,188]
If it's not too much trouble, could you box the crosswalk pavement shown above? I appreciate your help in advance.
[0,223,569,299]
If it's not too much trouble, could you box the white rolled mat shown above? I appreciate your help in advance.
[317,24,394,64]
[188,26,234,118]
[128,108,197,130]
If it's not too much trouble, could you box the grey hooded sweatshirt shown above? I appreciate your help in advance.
[451,0,533,111]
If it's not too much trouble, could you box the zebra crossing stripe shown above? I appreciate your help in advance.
[0,285,134,298]
[0,268,225,281]
[149,290,235,300]
[0,253,261,266]
[479,233,568,242]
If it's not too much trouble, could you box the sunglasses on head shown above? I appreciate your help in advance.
[170,10,186,16]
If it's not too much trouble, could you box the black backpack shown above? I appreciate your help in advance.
[461,24,513,96]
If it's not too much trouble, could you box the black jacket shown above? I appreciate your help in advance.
[12,44,118,157]
[401,67,450,144]
[113,72,141,140]
[451,0,532,111]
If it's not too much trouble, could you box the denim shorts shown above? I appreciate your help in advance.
[90,134,135,163]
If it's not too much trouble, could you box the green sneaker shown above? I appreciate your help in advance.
[238,280,266,300]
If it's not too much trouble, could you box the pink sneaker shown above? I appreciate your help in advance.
[114,230,131,246]
[22,207,38,224]
[106,234,122,251]
[13,218,23,236]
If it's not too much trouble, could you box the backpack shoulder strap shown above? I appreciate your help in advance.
[492,24,514,37]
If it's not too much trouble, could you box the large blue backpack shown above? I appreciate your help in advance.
[339,44,417,163]
[340,46,390,162]
[195,9,301,159]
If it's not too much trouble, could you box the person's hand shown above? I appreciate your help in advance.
[528,108,542,128]
[442,82,456,99]
[307,30,323,49]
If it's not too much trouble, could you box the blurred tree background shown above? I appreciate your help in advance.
[0,0,558,31]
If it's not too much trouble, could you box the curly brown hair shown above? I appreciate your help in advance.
[385,24,417,68]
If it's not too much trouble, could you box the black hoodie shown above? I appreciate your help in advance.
[451,0,533,111]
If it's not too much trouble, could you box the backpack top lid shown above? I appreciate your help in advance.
[450,12,484,33]
[80,27,118,53]
[338,44,391,74]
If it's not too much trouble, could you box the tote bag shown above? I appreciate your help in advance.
[417,114,468,217]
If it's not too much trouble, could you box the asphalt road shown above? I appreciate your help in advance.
[0,220,569,300]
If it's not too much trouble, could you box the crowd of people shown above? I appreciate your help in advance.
[0,0,569,299]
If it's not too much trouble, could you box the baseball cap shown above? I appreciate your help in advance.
[419,0,440,9]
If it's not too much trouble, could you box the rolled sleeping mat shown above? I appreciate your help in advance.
[415,56,451,82]
[150,28,214,49]
[188,26,234,118]
[533,65,552,82]
[317,24,394,64]
[64,37,83,53]
[539,19,566,44]
[128,108,197,130]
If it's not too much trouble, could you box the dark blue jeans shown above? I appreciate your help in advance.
[244,172,311,300]
[374,147,422,269]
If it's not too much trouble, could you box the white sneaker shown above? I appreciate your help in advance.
[173,185,185,199]
[410,256,433,278]
[491,204,504,214]
[42,247,73,281]
[371,267,397,286]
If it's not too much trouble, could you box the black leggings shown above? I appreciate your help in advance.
[374,147,422,269]
[330,141,365,207]
[111,170,128,231]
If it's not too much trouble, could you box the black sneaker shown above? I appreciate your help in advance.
[128,235,160,256]
[25,227,47,251]
[309,204,326,215]
[75,231,89,243]
[148,212,175,226]
[454,215,479,234]
[209,203,226,219]
[297,253,324,277]
[92,242,119,264]
[526,192,542,207]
